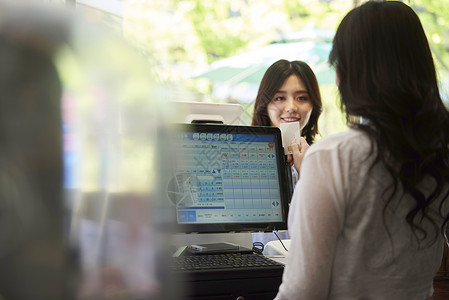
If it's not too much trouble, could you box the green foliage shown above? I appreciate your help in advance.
[186,0,249,63]
[282,0,310,21]
[115,0,448,121]
[412,1,449,72]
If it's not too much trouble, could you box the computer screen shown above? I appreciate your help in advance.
[166,123,290,233]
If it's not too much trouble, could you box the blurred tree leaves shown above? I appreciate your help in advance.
[186,0,247,63]
[122,0,351,70]
[117,0,448,101]
[410,0,449,74]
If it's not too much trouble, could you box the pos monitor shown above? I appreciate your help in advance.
[167,101,244,125]
[166,123,290,234]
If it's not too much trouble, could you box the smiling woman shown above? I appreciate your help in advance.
[252,59,322,145]
[250,59,323,246]
[252,59,323,190]
[267,74,313,130]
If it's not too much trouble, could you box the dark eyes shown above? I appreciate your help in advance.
[273,96,309,102]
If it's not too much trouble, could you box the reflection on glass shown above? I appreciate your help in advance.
[0,2,175,299]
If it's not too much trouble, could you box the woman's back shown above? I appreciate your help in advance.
[318,130,447,299]
[275,2,449,299]
[277,129,448,299]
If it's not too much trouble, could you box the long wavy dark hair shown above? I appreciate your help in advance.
[329,1,449,242]
[251,59,322,144]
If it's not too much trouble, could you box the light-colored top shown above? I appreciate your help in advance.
[275,129,448,300]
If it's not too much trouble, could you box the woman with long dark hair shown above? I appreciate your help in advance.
[252,59,322,145]
[252,59,323,185]
[275,1,449,299]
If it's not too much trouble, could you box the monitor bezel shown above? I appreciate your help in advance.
[167,123,290,233]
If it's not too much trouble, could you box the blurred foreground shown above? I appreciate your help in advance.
[0,2,176,299]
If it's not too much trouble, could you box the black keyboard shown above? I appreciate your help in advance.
[171,252,284,272]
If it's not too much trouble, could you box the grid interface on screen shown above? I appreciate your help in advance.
[170,130,283,224]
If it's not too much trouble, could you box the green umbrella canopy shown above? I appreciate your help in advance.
[193,40,334,86]
[191,28,335,101]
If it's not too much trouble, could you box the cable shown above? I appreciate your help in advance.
[273,229,289,252]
